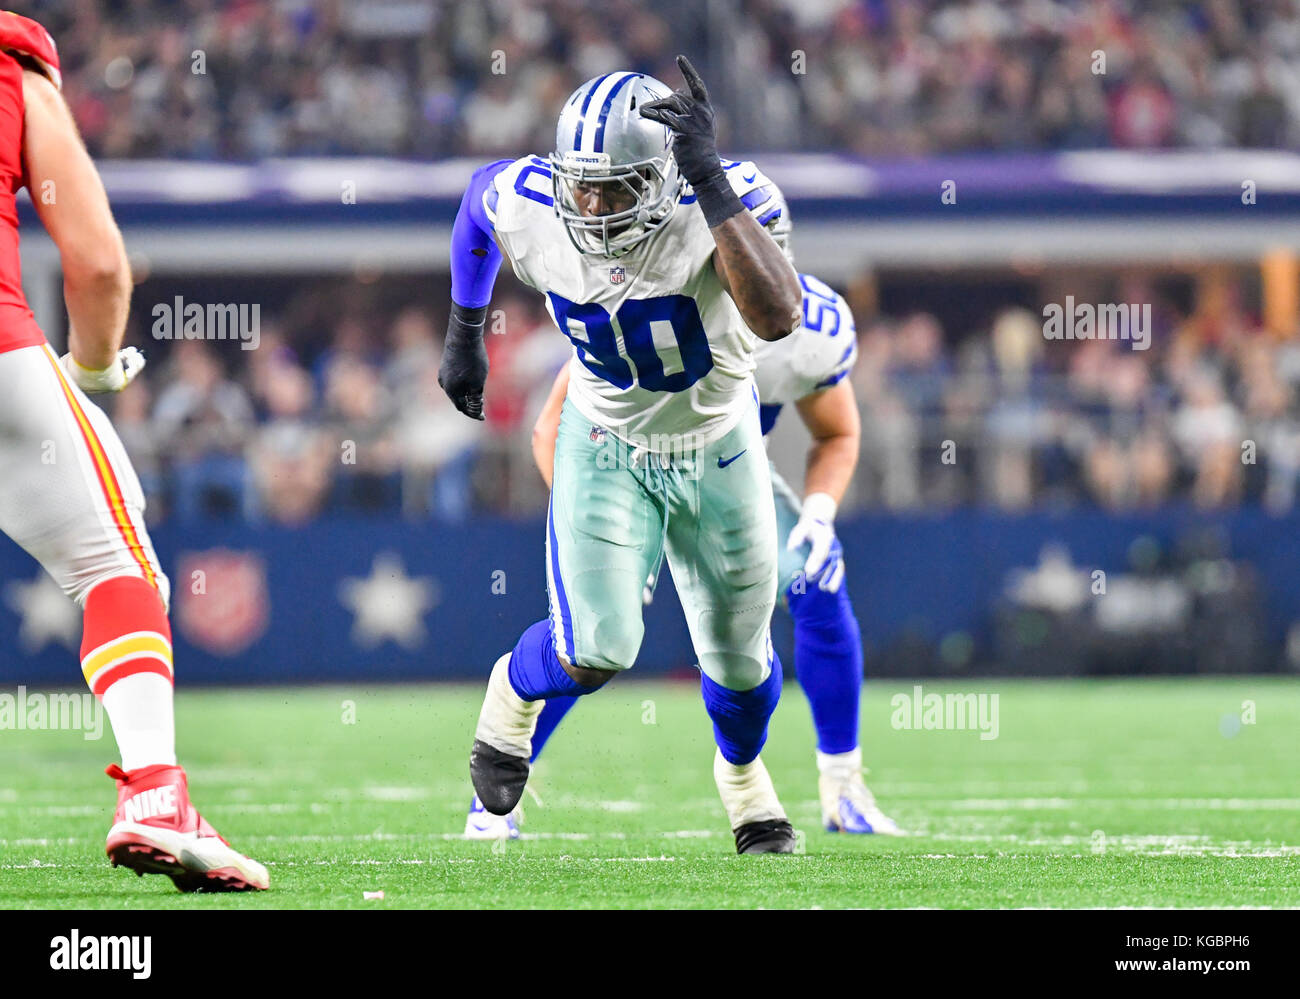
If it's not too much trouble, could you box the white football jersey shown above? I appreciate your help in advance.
[753,273,857,433]
[484,156,781,450]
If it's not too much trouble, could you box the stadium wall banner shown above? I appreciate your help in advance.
[2,510,1297,683]
[17,151,1300,226]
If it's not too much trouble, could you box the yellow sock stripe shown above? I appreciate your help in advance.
[42,347,158,588]
[81,632,173,688]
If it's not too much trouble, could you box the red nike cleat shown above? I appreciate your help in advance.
[105,763,269,892]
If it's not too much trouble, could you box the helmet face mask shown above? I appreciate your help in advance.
[550,152,680,257]
[551,73,684,258]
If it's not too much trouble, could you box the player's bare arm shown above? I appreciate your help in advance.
[783,377,860,592]
[532,364,571,489]
[641,56,800,342]
[709,215,802,342]
[22,69,131,373]
[794,378,860,506]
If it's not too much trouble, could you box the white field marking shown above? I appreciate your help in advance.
[0,805,100,817]
[2,829,726,847]
[593,855,678,862]
[0,802,301,815]
[869,782,1095,796]
[875,831,1300,857]
[258,856,685,868]
[170,767,322,783]
[937,798,1300,811]
[0,786,470,809]
[550,855,680,862]
[547,796,646,813]
[362,786,432,801]
[8,825,1292,856]
[920,837,1294,853]
[0,837,83,847]
[931,832,1292,847]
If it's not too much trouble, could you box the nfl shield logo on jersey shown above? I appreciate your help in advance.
[589,425,607,444]
[609,266,626,285]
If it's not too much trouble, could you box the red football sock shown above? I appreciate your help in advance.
[81,576,176,770]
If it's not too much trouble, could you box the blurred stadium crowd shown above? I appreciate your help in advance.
[23,0,1300,524]
[108,270,1300,524]
[38,0,1300,159]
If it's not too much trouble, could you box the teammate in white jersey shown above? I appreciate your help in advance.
[440,58,805,852]
[470,265,902,839]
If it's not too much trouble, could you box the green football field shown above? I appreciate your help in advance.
[2,677,1298,909]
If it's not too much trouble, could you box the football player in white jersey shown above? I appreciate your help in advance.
[468,207,902,840]
[441,58,805,853]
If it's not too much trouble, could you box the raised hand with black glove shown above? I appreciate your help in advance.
[438,304,490,421]
[639,55,744,230]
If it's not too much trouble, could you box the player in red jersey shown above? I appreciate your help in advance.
[0,12,266,891]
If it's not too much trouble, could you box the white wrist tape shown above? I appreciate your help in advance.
[801,491,837,524]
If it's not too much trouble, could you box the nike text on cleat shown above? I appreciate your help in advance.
[464,794,522,840]
[734,818,797,854]
[104,763,269,892]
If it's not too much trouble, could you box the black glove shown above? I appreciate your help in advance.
[640,55,743,229]
[439,303,489,420]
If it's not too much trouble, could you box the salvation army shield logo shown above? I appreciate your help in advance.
[175,549,269,655]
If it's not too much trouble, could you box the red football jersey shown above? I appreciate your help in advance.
[0,12,62,354]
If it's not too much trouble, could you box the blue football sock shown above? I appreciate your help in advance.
[787,580,863,755]
[506,619,595,702]
[700,654,783,766]
[529,695,578,763]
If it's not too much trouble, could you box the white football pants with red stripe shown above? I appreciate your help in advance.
[0,344,173,738]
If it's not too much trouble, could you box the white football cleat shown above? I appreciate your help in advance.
[464,794,521,840]
[819,770,902,835]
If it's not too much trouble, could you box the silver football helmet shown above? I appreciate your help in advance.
[551,72,684,257]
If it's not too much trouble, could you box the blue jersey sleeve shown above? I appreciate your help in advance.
[450,159,511,309]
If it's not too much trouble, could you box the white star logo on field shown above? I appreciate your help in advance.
[4,571,80,652]
[338,552,439,650]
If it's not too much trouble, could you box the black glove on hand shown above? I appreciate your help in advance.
[640,55,743,229]
[439,303,489,420]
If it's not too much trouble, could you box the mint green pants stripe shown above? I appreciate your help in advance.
[546,398,778,690]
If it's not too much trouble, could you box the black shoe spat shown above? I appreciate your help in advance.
[469,739,530,816]
[733,818,797,854]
